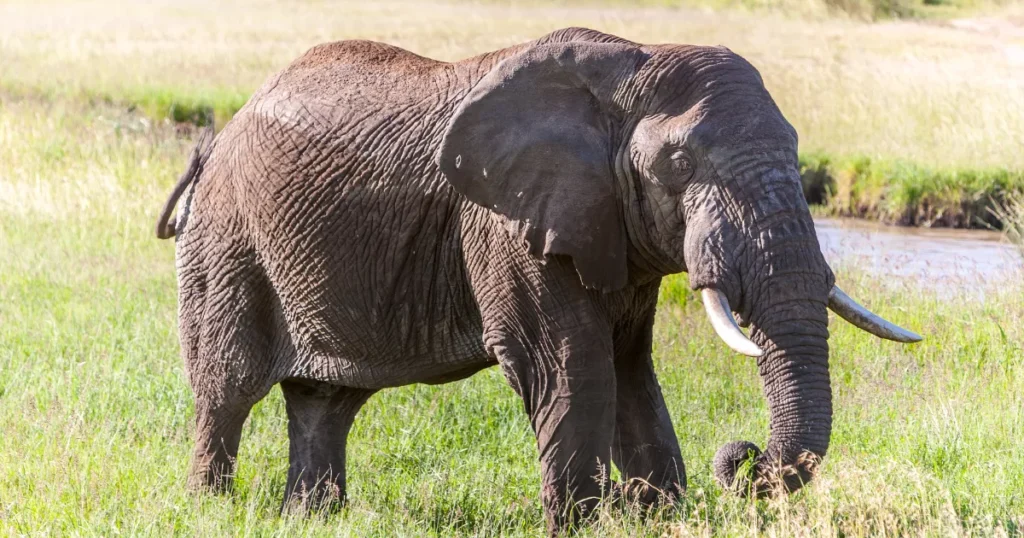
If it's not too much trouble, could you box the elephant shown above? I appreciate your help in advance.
[155,27,921,534]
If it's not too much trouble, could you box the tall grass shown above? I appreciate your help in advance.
[1,82,1023,538]
[991,192,1024,255]
[521,0,1019,20]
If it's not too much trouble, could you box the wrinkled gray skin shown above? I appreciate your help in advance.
[164,28,835,534]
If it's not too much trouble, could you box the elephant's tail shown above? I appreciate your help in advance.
[155,125,215,239]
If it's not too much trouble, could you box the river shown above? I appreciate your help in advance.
[815,218,1021,292]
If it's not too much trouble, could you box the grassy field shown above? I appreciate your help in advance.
[518,0,1020,20]
[2,0,1024,535]
[1,0,1022,170]
[3,0,1023,228]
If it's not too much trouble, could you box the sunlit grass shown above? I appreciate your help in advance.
[1,91,1022,535]
[1,0,1022,169]
[4,0,1023,228]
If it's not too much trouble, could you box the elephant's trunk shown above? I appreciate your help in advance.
[713,244,833,495]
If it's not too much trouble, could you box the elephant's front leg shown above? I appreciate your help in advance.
[476,256,619,534]
[612,307,686,505]
[496,331,617,534]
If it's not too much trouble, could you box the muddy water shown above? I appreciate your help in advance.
[815,218,1021,290]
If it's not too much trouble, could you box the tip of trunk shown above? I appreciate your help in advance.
[714,440,823,496]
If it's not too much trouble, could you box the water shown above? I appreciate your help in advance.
[814,218,1021,290]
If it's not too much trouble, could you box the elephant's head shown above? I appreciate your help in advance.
[438,29,920,495]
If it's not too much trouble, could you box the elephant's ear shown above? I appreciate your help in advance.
[438,42,647,292]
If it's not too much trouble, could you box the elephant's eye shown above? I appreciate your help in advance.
[648,147,695,193]
[669,150,694,180]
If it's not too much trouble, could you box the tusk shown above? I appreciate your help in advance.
[828,285,922,343]
[701,288,763,357]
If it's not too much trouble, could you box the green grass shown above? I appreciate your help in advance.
[800,153,1024,228]
[2,0,1024,533]
[2,84,1024,537]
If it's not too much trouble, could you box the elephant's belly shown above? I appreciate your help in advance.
[283,336,494,389]
[253,178,488,388]
[276,296,492,389]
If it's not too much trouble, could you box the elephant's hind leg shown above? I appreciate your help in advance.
[189,400,253,492]
[179,240,278,493]
[280,379,375,512]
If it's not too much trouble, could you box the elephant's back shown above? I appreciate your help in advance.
[205,38,463,255]
[224,39,458,187]
[248,39,450,110]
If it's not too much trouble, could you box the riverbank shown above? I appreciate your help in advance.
[801,154,1024,229]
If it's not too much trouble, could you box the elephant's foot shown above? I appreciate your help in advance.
[282,468,346,514]
[187,456,237,494]
[612,477,682,508]
[187,403,252,494]
[540,482,608,537]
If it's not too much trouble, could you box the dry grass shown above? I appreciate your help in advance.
[1,0,1023,169]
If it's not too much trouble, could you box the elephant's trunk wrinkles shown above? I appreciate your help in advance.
[713,250,833,496]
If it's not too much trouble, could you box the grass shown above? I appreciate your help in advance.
[4,0,1022,229]
[800,154,1024,228]
[2,97,1023,535]
[1,0,1023,534]
[511,0,1020,20]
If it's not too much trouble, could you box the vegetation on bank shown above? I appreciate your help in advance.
[800,154,1024,228]
[0,81,245,130]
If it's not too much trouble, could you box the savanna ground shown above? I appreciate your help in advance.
[1,0,1023,535]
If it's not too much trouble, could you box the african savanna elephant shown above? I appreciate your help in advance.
[155,28,920,534]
